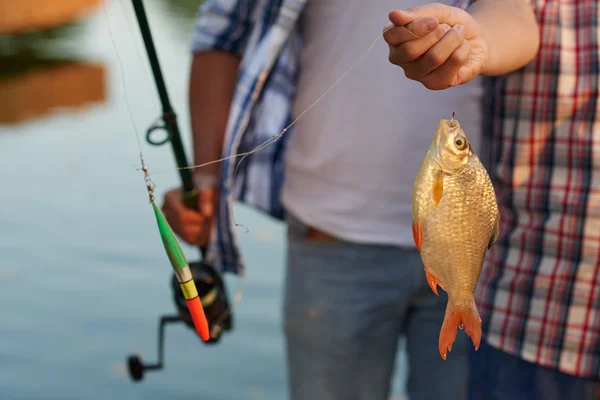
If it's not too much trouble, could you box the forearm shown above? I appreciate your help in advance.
[468,0,540,75]
[189,51,240,182]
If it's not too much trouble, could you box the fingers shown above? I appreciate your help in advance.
[387,9,417,27]
[385,5,484,90]
[180,224,210,247]
[403,24,465,80]
[388,23,451,65]
[383,17,439,45]
[162,188,212,246]
[389,4,476,38]
[421,39,471,90]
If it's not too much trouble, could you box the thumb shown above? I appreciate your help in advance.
[387,9,417,27]
[389,4,477,38]
[163,188,182,210]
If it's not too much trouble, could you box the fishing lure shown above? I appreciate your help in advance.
[141,154,210,342]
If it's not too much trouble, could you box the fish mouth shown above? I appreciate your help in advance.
[430,116,464,172]
[433,117,461,146]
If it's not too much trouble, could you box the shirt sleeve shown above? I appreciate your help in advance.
[190,0,258,56]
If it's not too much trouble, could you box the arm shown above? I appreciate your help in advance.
[384,1,539,89]
[188,0,256,182]
[468,0,539,75]
[189,51,240,182]
[159,52,239,248]
[162,53,239,247]
[162,0,253,246]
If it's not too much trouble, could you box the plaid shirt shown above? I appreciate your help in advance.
[456,0,600,378]
[190,0,306,275]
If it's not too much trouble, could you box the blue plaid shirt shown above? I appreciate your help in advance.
[190,0,306,275]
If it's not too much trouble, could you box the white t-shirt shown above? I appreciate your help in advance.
[281,0,483,248]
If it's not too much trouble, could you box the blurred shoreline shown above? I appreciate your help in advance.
[0,0,101,34]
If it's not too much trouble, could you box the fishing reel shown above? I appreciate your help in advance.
[126,260,233,382]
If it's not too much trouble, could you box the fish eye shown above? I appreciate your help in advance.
[454,137,467,150]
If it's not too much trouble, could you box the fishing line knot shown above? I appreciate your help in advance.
[140,153,157,203]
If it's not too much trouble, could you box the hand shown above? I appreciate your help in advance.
[161,186,217,247]
[383,4,488,90]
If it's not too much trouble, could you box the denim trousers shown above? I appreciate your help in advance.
[283,213,469,400]
[469,340,600,400]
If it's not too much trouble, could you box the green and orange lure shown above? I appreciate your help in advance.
[141,154,210,342]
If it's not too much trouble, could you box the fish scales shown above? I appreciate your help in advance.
[412,118,500,360]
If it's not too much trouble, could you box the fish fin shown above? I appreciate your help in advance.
[438,299,482,360]
[424,268,440,296]
[412,219,422,251]
[488,213,501,249]
[432,169,443,207]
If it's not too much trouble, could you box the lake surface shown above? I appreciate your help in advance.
[0,1,407,398]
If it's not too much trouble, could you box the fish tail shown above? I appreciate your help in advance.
[438,298,482,360]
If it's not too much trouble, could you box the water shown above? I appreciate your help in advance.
[0,1,407,398]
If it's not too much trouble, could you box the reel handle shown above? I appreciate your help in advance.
[126,315,182,382]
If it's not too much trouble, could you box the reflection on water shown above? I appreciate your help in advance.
[0,1,407,399]
[0,5,105,125]
[0,23,86,50]
[0,0,100,34]
[0,54,105,124]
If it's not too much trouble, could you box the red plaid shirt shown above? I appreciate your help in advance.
[455,0,600,378]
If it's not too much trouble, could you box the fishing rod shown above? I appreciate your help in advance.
[125,0,233,382]
[130,0,194,200]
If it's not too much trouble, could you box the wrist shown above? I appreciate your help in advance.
[192,171,219,189]
[476,26,494,76]
[467,0,540,76]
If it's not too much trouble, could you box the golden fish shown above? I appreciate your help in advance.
[412,116,500,360]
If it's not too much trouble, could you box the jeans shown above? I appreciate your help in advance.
[283,213,468,400]
[469,340,600,400]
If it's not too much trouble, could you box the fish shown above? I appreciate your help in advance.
[411,116,500,360]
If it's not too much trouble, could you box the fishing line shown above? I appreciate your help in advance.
[101,0,144,154]
[114,0,157,87]
[231,26,393,232]
[104,0,394,235]
[150,25,394,233]
[160,25,394,176]
[102,4,393,323]
[102,0,168,207]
